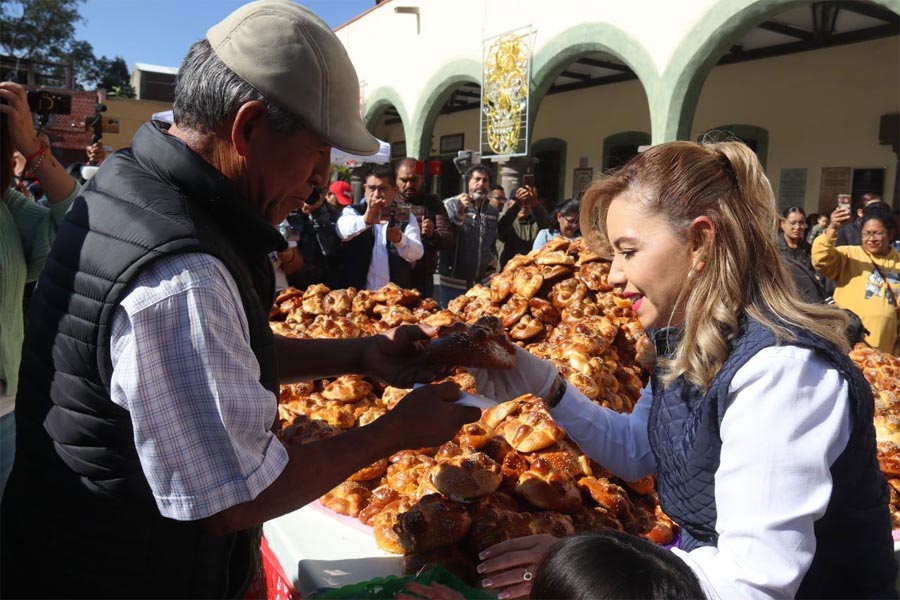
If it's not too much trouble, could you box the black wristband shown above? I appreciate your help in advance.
[547,375,568,408]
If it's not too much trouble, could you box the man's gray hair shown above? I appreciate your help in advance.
[173,39,305,134]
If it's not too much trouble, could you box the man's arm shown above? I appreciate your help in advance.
[497,201,520,241]
[335,206,369,241]
[394,213,424,263]
[533,203,551,230]
[205,382,478,535]
[110,253,479,535]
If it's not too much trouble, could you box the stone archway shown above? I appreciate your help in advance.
[407,58,481,159]
[529,23,659,144]
[363,86,409,148]
[657,0,900,143]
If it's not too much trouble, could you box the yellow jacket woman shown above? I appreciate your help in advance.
[812,205,900,355]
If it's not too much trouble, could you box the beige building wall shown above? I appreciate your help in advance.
[382,37,896,207]
[692,37,898,212]
[337,0,717,109]
[103,97,173,150]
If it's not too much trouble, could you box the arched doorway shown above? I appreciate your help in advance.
[528,24,656,206]
[531,138,567,207]
[661,0,899,211]
[602,131,652,171]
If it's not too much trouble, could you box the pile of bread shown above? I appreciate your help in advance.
[269,237,672,581]
[849,344,900,529]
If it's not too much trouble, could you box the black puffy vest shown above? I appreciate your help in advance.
[1,122,284,598]
[339,204,413,290]
[648,320,898,598]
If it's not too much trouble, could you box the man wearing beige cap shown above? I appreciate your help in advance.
[0,1,478,597]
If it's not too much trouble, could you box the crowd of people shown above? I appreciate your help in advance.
[0,0,897,599]
[270,158,584,309]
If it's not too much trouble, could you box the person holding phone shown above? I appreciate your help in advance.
[440,165,500,306]
[496,178,550,267]
[835,192,885,247]
[0,81,82,496]
[813,202,900,354]
[396,157,454,299]
[336,163,423,290]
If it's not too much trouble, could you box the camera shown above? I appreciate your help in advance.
[27,90,72,115]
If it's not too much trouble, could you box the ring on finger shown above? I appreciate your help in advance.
[523,568,533,582]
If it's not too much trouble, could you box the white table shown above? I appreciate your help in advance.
[264,507,900,597]
[263,503,403,597]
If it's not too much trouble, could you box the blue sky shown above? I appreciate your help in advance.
[75,0,374,70]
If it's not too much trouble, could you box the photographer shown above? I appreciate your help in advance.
[0,81,82,494]
[278,188,343,290]
[336,164,423,290]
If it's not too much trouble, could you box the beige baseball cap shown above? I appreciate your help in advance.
[207,0,379,155]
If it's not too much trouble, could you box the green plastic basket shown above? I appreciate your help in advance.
[314,564,496,599]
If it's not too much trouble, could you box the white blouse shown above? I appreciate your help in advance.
[551,345,851,599]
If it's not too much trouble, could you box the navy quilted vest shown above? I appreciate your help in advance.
[648,320,897,598]
[1,122,283,598]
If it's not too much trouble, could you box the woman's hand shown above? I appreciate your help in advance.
[477,534,559,599]
[0,82,40,157]
[828,205,853,232]
[0,81,76,203]
[470,344,558,402]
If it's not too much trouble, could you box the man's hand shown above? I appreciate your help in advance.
[277,246,303,275]
[364,197,384,225]
[459,193,472,211]
[514,185,536,207]
[383,382,480,449]
[420,216,434,238]
[86,141,106,165]
[362,324,449,387]
[386,225,403,245]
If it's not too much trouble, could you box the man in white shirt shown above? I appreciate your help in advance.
[336,164,424,290]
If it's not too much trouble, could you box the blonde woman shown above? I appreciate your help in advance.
[472,142,897,599]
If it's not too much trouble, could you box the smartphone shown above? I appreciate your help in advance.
[837,194,851,210]
[522,173,535,188]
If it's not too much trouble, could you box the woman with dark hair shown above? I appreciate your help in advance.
[473,141,897,599]
[532,199,581,251]
[0,82,81,493]
[813,202,900,354]
[778,206,826,303]
[398,531,705,600]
